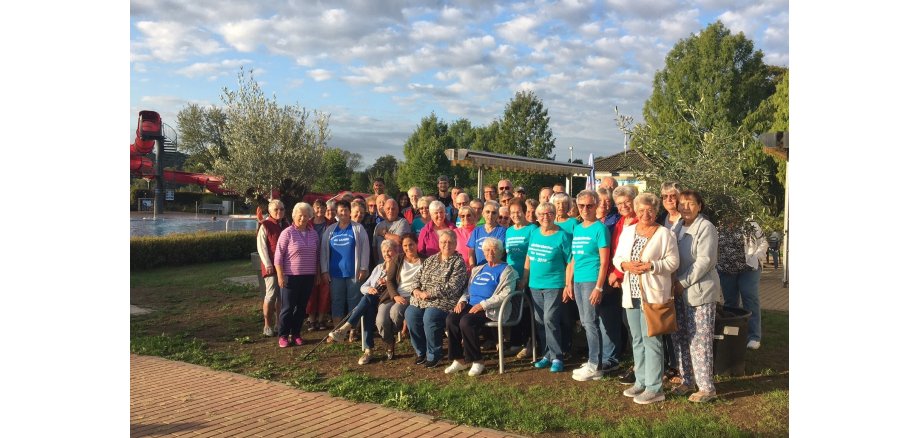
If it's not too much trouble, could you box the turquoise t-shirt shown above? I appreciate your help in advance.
[555,217,579,237]
[527,229,572,289]
[505,224,536,278]
[572,221,610,283]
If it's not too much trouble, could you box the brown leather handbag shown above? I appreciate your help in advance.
[636,226,677,337]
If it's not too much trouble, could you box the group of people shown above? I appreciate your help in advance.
[255,175,769,404]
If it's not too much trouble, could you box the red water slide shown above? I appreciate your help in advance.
[130,110,233,195]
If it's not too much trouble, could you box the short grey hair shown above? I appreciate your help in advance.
[436,228,457,243]
[428,200,446,213]
[550,192,571,212]
[380,239,398,253]
[660,181,682,195]
[458,206,473,218]
[268,199,284,211]
[576,189,599,205]
[484,200,500,210]
[481,237,505,259]
[612,185,638,200]
[292,202,314,219]
[536,201,556,217]
[634,192,661,214]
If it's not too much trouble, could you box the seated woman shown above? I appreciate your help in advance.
[327,239,398,365]
[443,237,519,377]
[612,193,679,405]
[405,229,468,367]
[379,234,423,359]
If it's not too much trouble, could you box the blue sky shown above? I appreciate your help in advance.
[130,0,788,169]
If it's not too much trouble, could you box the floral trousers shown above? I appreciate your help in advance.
[673,294,716,393]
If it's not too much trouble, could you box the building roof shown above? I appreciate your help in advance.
[593,149,654,174]
[444,149,593,176]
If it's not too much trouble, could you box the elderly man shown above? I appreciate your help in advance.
[483,184,498,202]
[403,186,423,222]
[453,192,470,226]
[514,186,527,200]
[599,176,619,190]
[257,199,288,336]
[499,191,515,208]
[539,187,553,204]
[552,183,565,195]
[375,194,390,224]
[469,198,485,225]
[497,179,513,195]
[374,199,412,261]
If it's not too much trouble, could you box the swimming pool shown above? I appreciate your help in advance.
[130,215,259,237]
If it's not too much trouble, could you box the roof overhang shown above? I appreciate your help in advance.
[444,149,593,176]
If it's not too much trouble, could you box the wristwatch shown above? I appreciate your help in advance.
[593,287,603,292]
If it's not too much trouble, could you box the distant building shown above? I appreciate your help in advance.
[593,149,654,193]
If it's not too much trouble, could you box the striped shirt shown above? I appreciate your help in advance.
[274,226,319,276]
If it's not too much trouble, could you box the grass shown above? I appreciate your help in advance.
[131,259,788,437]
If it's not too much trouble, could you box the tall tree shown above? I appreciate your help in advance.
[493,90,558,194]
[212,69,328,205]
[175,103,228,172]
[314,147,351,193]
[365,154,400,197]
[396,114,455,195]
[631,21,785,219]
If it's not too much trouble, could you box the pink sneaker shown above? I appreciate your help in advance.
[278,336,290,348]
[293,337,305,346]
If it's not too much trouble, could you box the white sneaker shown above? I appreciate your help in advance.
[515,346,532,359]
[444,360,471,374]
[747,340,761,350]
[358,349,372,365]
[572,363,602,381]
[468,362,486,377]
[262,326,275,337]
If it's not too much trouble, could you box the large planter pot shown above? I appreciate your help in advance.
[713,305,752,376]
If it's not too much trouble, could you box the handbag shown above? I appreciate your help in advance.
[636,226,677,337]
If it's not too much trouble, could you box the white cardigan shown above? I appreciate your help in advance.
[612,224,679,308]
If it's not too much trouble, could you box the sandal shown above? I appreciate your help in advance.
[671,384,694,396]
[688,391,717,403]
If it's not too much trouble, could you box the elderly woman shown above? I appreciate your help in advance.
[718,217,769,350]
[497,205,511,228]
[405,229,469,367]
[657,182,682,229]
[597,187,620,228]
[613,193,679,405]
[417,200,457,257]
[327,239,398,365]
[380,234,423,357]
[671,190,720,402]
[412,196,432,236]
[444,237,519,376]
[454,206,477,269]
[565,190,614,382]
[273,202,320,348]
[467,201,507,267]
[522,202,571,372]
[551,193,578,236]
[525,198,538,224]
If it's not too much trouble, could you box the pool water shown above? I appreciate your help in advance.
[131,216,259,237]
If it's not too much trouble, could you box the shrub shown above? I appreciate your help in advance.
[131,231,256,270]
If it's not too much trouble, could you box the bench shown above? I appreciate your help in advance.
[200,203,224,214]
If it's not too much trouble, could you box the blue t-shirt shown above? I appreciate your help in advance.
[572,221,610,283]
[412,217,426,235]
[329,225,356,278]
[555,217,579,238]
[505,224,536,278]
[467,225,507,266]
[527,229,572,289]
[468,263,506,306]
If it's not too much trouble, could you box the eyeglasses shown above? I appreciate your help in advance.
[577,204,595,209]
[662,194,678,199]
[499,216,510,221]
[273,207,285,212]
[498,186,511,191]
[536,212,553,217]
[459,214,471,218]
[483,210,497,215]
[484,190,495,194]
[616,202,632,207]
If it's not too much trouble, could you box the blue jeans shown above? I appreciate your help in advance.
[330,276,361,318]
[531,288,563,361]
[625,298,664,393]
[346,293,379,350]
[719,268,762,342]
[404,305,449,362]
[597,285,623,367]
[573,282,605,367]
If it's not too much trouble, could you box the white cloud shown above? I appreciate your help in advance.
[497,15,541,43]
[410,21,458,41]
[309,69,334,81]
[605,0,683,20]
[134,21,224,62]
[176,59,251,78]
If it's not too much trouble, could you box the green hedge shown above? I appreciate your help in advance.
[131,231,256,271]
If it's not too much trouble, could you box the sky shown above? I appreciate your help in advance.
[129,0,788,169]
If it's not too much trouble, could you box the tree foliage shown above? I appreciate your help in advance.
[365,154,400,197]
[396,114,457,194]
[493,90,558,194]
[175,104,228,172]
[314,147,351,193]
[631,21,786,219]
[212,69,328,204]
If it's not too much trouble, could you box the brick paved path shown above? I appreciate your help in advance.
[131,355,526,438]
[758,260,788,312]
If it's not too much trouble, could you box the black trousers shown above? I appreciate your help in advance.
[446,304,491,362]
[279,274,315,337]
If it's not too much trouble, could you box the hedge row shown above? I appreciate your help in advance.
[131,231,256,271]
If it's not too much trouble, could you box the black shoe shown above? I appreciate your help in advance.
[599,362,621,374]
[424,359,442,368]
[619,369,636,385]
[415,355,427,365]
